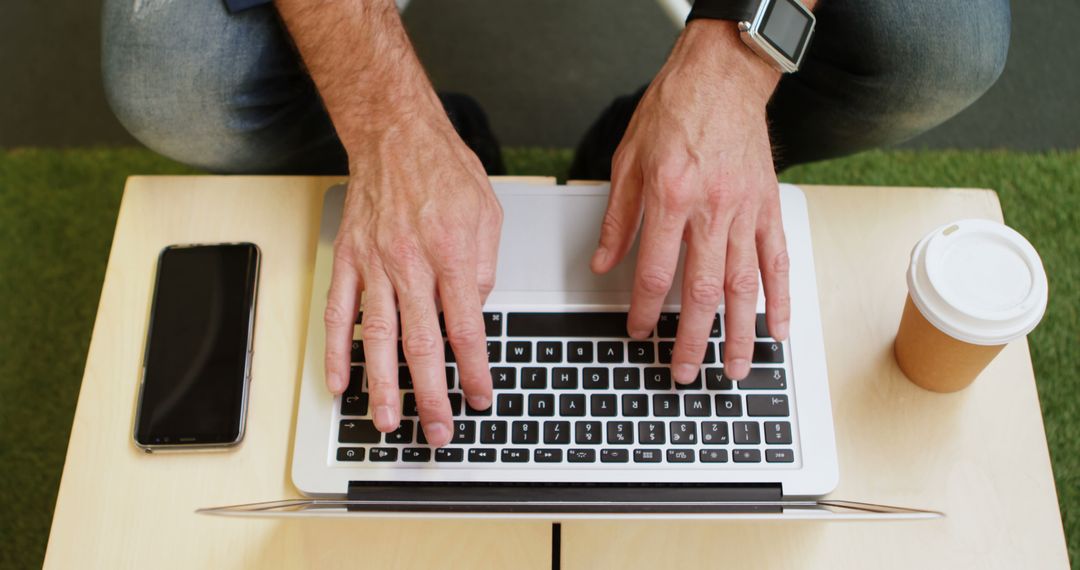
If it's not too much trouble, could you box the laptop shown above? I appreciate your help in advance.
[202,182,938,519]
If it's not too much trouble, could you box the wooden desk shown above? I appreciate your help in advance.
[45,177,1069,569]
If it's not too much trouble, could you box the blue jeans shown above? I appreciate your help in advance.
[102,0,1010,174]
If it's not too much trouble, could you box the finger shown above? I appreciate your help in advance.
[396,273,453,447]
[672,221,729,384]
[438,267,492,412]
[722,213,761,380]
[626,186,687,339]
[592,155,644,274]
[757,198,791,341]
[359,272,402,432]
[324,249,362,394]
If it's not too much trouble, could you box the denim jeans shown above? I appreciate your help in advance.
[102,0,1010,174]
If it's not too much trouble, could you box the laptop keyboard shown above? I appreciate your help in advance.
[335,309,799,467]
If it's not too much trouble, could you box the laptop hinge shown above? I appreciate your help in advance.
[345,481,783,513]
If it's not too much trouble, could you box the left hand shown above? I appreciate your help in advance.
[591,20,791,383]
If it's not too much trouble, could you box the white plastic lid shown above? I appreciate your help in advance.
[907,219,1048,345]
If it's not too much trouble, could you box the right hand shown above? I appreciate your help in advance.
[324,105,503,448]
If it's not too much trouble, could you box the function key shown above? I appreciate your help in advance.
[535,448,563,463]
[468,448,498,462]
[537,341,563,363]
[568,449,597,463]
[506,341,532,362]
[657,313,679,338]
[766,449,795,463]
[753,342,784,364]
[733,449,762,463]
[402,448,431,462]
[765,421,793,444]
[628,342,655,363]
[755,314,769,338]
[502,448,530,463]
[601,449,629,463]
[337,447,365,462]
[633,449,662,463]
[667,449,694,463]
[568,341,594,363]
[369,447,398,462]
[339,420,380,444]
[739,368,787,390]
[597,342,624,363]
[435,448,464,462]
[700,449,728,463]
[484,312,503,337]
[583,367,610,389]
[747,395,790,417]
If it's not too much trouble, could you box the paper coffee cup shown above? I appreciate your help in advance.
[894,219,1048,392]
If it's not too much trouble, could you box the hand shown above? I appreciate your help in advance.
[324,103,503,447]
[592,20,790,383]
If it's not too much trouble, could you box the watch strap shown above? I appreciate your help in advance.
[685,0,759,24]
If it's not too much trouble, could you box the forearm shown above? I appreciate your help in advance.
[275,0,441,154]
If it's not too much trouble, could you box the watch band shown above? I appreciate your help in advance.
[685,0,759,24]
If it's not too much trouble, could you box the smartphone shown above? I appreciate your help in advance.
[133,243,261,452]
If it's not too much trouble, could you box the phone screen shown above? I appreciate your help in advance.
[134,243,260,447]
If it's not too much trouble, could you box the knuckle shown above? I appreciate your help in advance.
[324,303,354,328]
[402,327,442,358]
[600,211,625,241]
[726,269,760,297]
[477,272,496,296]
[658,184,695,213]
[687,276,724,306]
[727,332,755,349]
[676,335,708,356]
[447,323,485,348]
[636,267,674,296]
[360,316,396,342]
[383,236,422,267]
[771,249,791,275]
[428,230,468,265]
[413,391,449,413]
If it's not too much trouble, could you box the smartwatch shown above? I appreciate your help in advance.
[686,0,816,73]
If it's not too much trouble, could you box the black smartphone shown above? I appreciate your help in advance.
[133,243,260,452]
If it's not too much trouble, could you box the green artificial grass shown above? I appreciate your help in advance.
[0,147,1077,568]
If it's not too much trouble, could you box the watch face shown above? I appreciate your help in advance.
[759,0,813,62]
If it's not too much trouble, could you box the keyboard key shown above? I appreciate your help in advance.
[497,393,524,416]
[658,341,675,364]
[397,366,413,389]
[340,393,369,416]
[535,448,563,463]
[445,367,456,389]
[590,394,617,416]
[552,367,578,389]
[484,312,503,337]
[502,448,529,463]
[703,343,717,364]
[568,342,593,363]
[753,342,784,363]
[668,421,697,444]
[710,314,722,338]
[521,367,547,389]
[667,449,694,463]
[575,421,603,444]
[506,341,532,362]
[491,367,516,389]
[653,394,680,416]
[613,368,641,389]
[628,342,655,363]
[529,394,555,416]
[469,448,497,462]
[765,421,793,444]
[684,394,711,416]
[674,373,703,390]
[622,394,649,417]
[582,367,609,389]
[644,368,672,390]
[369,447,398,462]
[480,420,508,444]
[601,448,630,463]
[568,449,596,463]
[512,421,540,444]
[351,341,365,363]
[705,368,733,390]
[747,395,790,417]
[544,421,571,444]
[349,364,365,386]
[397,341,407,363]
[452,420,476,444]
[739,368,787,390]
[733,449,762,463]
[339,420,380,444]
[448,393,463,415]
[734,421,761,444]
[560,394,586,416]
[715,394,743,416]
[402,393,418,417]
[465,400,491,416]
[508,312,629,337]
[442,341,455,363]
[337,447,365,462]
[634,449,662,463]
[537,341,563,363]
[486,341,502,363]
[700,449,728,463]
[755,313,769,338]
[766,449,795,463]
[385,421,414,444]
[702,421,730,444]
[607,421,633,444]
[435,448,464,462]
[598,342,624,363]
[657,313,679,338]
[402,448,431,462]
[638,421,665,444]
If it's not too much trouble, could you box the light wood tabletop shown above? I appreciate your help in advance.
[45,176,1069,569]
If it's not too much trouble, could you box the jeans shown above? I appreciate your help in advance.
[102,0,1010,174]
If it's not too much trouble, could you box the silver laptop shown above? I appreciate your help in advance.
[203,182,937,519]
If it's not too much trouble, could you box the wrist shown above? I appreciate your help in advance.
[336,73,452,160]
[673,19,780,103]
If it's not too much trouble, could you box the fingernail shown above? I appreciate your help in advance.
[629,328,650,339]
[775,321,790,341]
[374,405,396,431]
[674,363,698,383]
[468,395,491,410]
[424,422,451,446]
[592,246,609,268]
[728,358,750,380]
[327,373,344,393]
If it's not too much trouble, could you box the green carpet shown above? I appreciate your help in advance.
[1,148,1076,568]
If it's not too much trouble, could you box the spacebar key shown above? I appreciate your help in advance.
[508,312,629,337]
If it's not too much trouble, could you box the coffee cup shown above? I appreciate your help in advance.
[894,219,1048,392]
